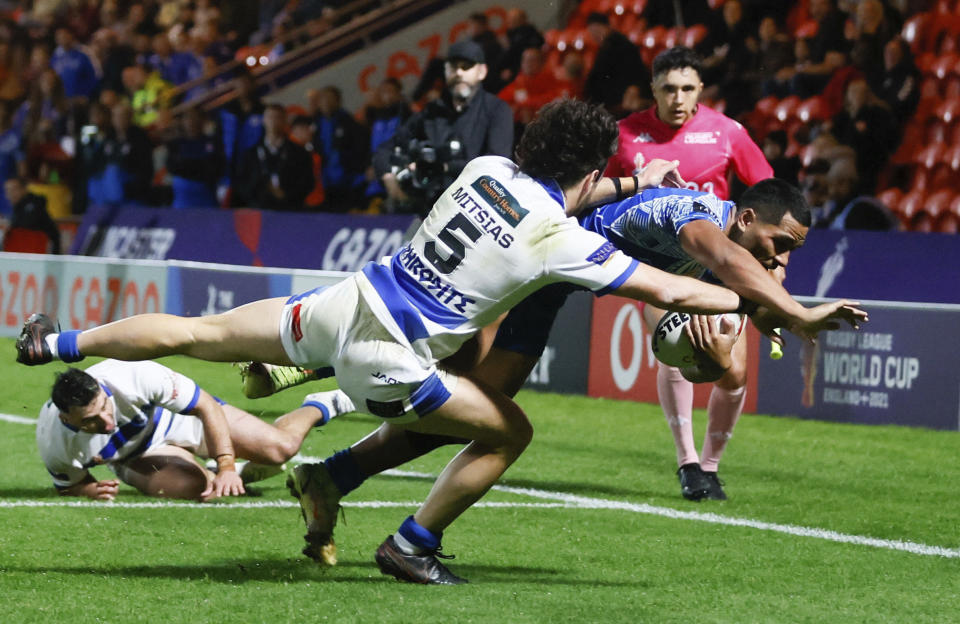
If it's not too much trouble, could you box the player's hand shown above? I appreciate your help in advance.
[202,470,245,502]
[639,159,684,189]
[787,300,868,343]
[685,314,738,371]
[87,479,120,501]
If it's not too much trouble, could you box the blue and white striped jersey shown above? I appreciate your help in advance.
[579,187,736,278]
[354,156,640,363]
[36,360,202,488]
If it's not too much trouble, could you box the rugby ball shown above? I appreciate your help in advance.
[651,312,747,368]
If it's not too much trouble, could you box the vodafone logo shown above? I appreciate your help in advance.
[608,303,654,391]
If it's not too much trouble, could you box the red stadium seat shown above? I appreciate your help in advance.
[944,77,960,98]
[796,96,828,122]
[902,13,930,54]
[795,20,819,39]
[932,98,960,123]
[913,143,945,169]
[928,53,960,80]
[944,143,960,171]
[774,95,801,122]
[876,187,903,213]
[934,212,959,233]
[682,24,709,48]
[2,228,51,254]
[897,189,927,219]
[909,167,930,193]
[925,120,950,143]
[925,189,955,219]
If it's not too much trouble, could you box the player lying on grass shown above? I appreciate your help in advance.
[38,359,339,502]
[15,100,863,585]
[241,177,869,564]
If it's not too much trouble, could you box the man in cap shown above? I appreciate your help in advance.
[372,39,514,215]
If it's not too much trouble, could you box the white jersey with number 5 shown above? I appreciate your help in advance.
[356,155,639,362]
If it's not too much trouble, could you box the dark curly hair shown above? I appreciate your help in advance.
[738,178,811,227]
[515,98,618,189]
[51,367,100,413]
[652,46,703,80]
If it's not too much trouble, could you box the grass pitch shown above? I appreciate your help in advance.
[1,341,958,623]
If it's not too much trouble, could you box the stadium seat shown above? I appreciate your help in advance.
[928,53,960,80]
[925,189,954,220]
[876,187,903,213]
[896,189,927,220]
[794,20,819,39]
[925,120,950,143]
[935,212,959,233]
[908,167,930,193]
[932,98,960,123]
[2,228,51,254]
[944,143,960,171]
[944,77,960,98]
[774,95,801,122]
[902,13,930,54]
[682,24,709,48]
[796,96,828,123]
[913,143,945,169]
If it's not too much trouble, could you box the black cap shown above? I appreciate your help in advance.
[446,40,485,65]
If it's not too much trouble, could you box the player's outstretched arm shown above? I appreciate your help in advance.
[614,262,741,315]
[190,390,244,501]
[679,220,817,328]
[60,475,121,501]
[754,300,868,344]
[584,159,684,208]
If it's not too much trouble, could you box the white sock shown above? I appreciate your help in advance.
[393,531,424,555]
[44,334,60,358]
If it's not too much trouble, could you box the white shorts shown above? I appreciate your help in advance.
[278,278,458,424]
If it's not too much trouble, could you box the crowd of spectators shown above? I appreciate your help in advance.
[0,0,954,255]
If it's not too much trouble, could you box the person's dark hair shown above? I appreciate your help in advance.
[51,368,100,413]
[804,157,831,176]
[469,12,488,27]
[652,46,703,80]
[515,98,618,188]
[738,178,811,227]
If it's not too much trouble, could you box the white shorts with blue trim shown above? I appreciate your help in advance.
[278,279,458,425]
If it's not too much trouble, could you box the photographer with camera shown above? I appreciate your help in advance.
[372,40,513,216]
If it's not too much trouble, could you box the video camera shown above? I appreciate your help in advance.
[390,138,467,215]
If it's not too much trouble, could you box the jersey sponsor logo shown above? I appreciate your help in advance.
[586,241,617,266]
[470,175,528,227]
[291,303,304,342]
[683,132,719,144]
[632,132,654,143]
[450,186,514,248]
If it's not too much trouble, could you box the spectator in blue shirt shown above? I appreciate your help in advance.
[148,32,202,87]
[51,28,99,100]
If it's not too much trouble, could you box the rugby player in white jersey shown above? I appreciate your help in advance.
[16,99,864,584]
[36,359,340,501]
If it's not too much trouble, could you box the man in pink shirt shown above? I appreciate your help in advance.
[606,46,774,501]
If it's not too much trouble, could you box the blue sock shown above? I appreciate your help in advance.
[323,449,366,496]
[56,331,84,363]
[397,515,441,551]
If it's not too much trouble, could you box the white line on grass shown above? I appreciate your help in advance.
[3,423,958,559]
